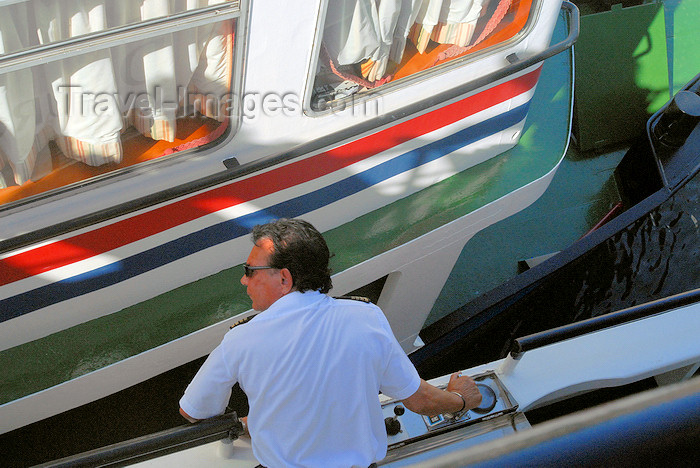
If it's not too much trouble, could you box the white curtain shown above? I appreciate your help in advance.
[323,0,422,82]
[0,5,43,187]
[322,0,485,83]
[35,0,125,166]
[410,0,484,53]
[0,0,232,188]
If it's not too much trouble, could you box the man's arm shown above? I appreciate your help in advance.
[179,407,200,423]
[180,408,250,438]
[401,373,482,417]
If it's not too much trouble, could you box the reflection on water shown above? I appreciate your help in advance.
[515,168,700,334]
[572,175,699,321]
[418,166,700,378]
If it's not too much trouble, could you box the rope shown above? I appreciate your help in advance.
[320,43,394,89]
[160,117,230,156]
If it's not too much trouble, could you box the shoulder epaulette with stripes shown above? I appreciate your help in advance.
[229,314,257,329]
[333,295,372,303]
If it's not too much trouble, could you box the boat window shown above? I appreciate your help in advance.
[0,0,241,208]
[310,0,535,111]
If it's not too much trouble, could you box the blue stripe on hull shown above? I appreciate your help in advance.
[1,102,530,321]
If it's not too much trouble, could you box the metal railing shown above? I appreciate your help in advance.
[38,412,244,468]
[509,287,700,360]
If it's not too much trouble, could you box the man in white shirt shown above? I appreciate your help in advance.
[179,218,481,467]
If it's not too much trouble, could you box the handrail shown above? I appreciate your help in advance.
[38,412,244,468]
[509,288,700,359]
[0,2,242,75]
[497,1,579,81]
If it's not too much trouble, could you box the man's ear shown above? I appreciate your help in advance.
[279,268,294,294]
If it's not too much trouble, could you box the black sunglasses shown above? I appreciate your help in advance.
[243,264,276,277]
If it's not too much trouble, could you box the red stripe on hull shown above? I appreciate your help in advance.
[0,67,541,286]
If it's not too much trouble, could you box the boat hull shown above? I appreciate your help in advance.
[0,0,574,435]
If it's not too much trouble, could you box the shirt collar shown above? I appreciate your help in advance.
[261,290,326,317]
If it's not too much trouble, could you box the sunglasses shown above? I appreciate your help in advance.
[243,263,276,277]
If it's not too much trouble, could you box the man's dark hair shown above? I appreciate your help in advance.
[251,218,333,293]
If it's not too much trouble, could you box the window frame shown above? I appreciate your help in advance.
[0,0,246,212]
[0,1,243,73]
[304,0,545,117]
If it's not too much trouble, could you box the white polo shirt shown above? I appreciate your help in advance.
[180,290,420,467]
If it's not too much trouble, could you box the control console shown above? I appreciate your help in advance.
[381,371,518,450]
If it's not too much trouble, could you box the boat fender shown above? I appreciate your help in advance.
[652,90,700,148]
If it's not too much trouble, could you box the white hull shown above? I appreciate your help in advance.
[0,0,575,436]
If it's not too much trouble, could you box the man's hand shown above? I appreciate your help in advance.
[445,372,482,410]
[402,372,482,416]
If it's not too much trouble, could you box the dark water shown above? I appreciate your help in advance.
[571,185,700,319]
[416,164,700,378]
[527,173,700,330]
[3,164,699,468]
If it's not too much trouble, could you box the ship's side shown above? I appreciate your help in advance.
[0,0,574,434]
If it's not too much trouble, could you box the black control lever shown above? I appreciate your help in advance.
[384,405,405,436]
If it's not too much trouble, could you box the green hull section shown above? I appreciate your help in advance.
[0,30,573,406]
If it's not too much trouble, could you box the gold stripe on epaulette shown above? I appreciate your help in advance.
[230,314,257,329]
[333,295,372,303]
